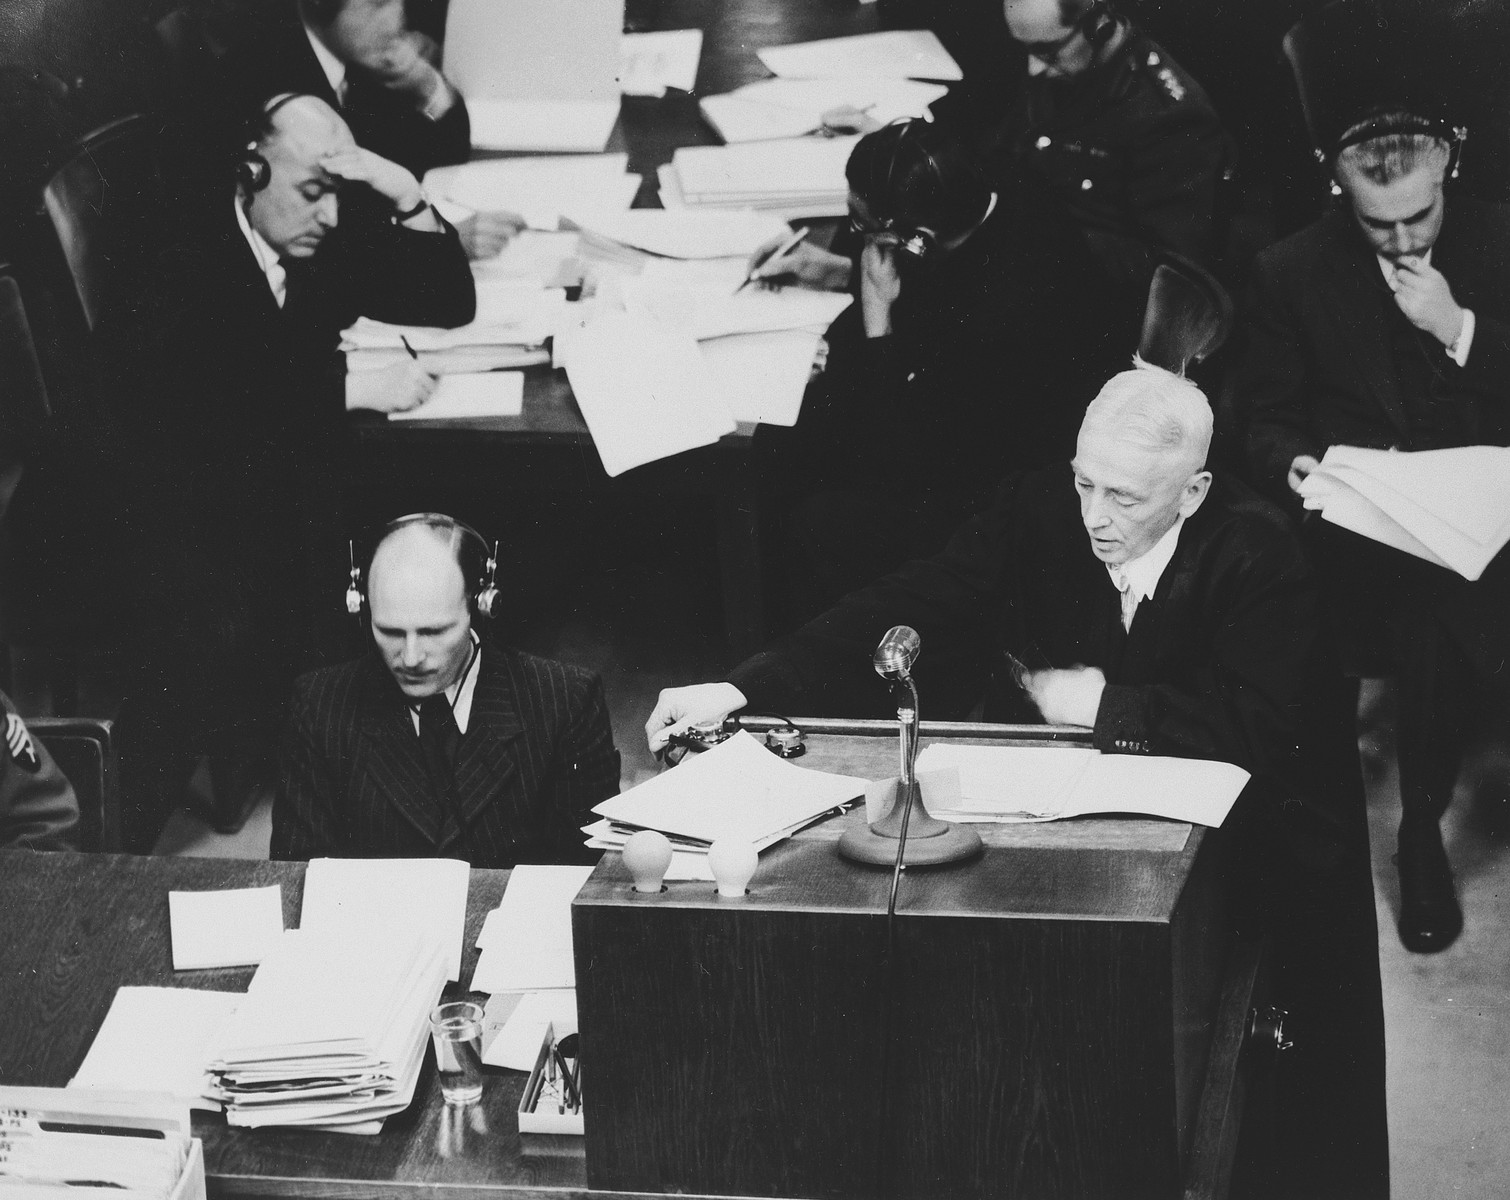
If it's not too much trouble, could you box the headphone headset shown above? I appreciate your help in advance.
[345,513,502,622]
[856,119,948,259]
[1077,0,1116,47]
[237,91,304,195]
[1321,111,1468,197]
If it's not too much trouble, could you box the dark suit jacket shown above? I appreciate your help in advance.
[0,690,80,852]
[273,644,620,867]
[1238,198,1510,505]
[727,466,1387,1196]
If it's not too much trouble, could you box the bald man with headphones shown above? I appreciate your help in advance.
[273,515,620,867]
[102,93,475,852]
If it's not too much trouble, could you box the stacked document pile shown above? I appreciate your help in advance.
[208,926,448,1133]
[583,731,866,868]
[0,1088,203,1200]
[701,77,949,144]
[755,29,964,82]
[1297,444,1510,581]
[913,745,1250,827]
[660,136,860,220]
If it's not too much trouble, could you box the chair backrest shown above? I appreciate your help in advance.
[30,715,119,852]
[40,114,162,332]
[0,270,51,527]
[1137,252,1235,376]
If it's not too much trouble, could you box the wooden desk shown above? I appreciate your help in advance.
[354,0,883,657]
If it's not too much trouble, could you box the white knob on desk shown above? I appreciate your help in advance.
[708,838,758,898]
[623,830,673,893]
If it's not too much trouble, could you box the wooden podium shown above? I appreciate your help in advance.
[574,723,1264,1200]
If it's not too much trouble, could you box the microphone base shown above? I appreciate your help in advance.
[837,781,984,867]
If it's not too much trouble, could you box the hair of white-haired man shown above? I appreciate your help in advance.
[1080,354,1214,476]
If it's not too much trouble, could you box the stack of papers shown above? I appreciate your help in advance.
[1297,444,1510,581]
[424,155,642,231]
[756,30,963,81]
[209,926,447,1133]
[0,1088,199,1200]
[913,745,1250,827]
[660,136,860,219]
[620,29,703,96]
[701,77,949,144]
[71,987,240,1112]
[387,371,525,422]
[561,207,791,260]
[470,865,593,994]
[586,731,865,857]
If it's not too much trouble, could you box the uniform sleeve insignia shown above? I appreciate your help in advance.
[4,712,41,774]
[1157,67,1186,102]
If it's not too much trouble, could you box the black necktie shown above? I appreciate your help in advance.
[416,695,464,836]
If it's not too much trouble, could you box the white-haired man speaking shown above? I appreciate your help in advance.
[648,360,1389,1199]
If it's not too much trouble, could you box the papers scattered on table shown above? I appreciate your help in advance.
[581,820,717,879]
[914,745,1249,827]
[621,28,703,96]
[300,856,470,981]
[388,371,524,421]
[0,1088,201,1200]
[481,989,578,1071]
[622,255,851,340]
[167,885,283,970]
[425,155,641,230]
[700,77,949,143]
[470,865,593,994]
[342,284,566,376]
[662,136,859,218]
[209,927,447,1133]
[471,230,586,288]
[561,207,790,260]
[700,328,823,426]
[70,987,239,1112]
[467,99,622,152]
[562,309,736,476]
[1297,444,1510,581]
[756,30,962,81]
[591,730,865,848]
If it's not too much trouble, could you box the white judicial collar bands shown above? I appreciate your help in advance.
[1106,514,1186,632]
[233,197,287,308]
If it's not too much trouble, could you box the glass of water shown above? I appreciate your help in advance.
[429,1001,485,1105]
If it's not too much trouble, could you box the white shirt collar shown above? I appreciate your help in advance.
[408,633,482,736]
[303,20,348,100]
[233,196,287,307]
[1107,514,1186,603]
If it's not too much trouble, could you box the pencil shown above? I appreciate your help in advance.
[734,226,811,294]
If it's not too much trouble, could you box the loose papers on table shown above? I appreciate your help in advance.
[756,30,963,81]
[470,864,594,994]
[561,207,791,260]
[662,136,859,218]
[913,744,1249,827]
[70,987,240,1112]
[620,29,703,96]
[387,371,525,421]
[425,155,641,231]
[700,77,949,144]
[1296,444,1510,581]
[591,730,866,848]
[167,885,283,970]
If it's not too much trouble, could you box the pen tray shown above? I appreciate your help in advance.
[518,1021,584,1136]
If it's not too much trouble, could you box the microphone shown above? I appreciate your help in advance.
[872,625,921,681]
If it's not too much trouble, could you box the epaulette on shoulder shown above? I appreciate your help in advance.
[1142,49,1188,104]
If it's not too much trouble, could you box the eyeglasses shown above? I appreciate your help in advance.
[1018,27,1082,73]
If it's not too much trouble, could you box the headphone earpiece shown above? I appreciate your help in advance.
[1081,0,1116,46]
[238,142,272,194]
[474,542,501,621]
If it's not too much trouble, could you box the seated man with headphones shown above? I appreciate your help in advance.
[101,92,474,852]
[1233,101,1510,955]
[273,515,620,867]
[755,119,1128,615]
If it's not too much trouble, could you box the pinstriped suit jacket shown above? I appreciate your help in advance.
[272,644,619,867]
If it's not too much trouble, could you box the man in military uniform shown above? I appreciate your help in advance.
[939,0,1232,302]
[1,688,80,851]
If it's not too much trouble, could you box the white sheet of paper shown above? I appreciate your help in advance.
[465,99,622,152]
[563,310,735,477]
[70,987,240,1111]
[389,371,524,421]
[700,329,820,426]
[561,207,790,260]
[480,990,578,1070]
[593,730,865,845]
[445,0,622,103]
[700,77,948,143]
[671,136,858,203]
[757,30,962,81]
[426,156,639,228]
[469,864,593,995]
[471,230,585,287]
[168,885,283,970]
[1071,754,1248,827]
[299,857,470,982]
[620,29,703,96]
[621,256,851,340]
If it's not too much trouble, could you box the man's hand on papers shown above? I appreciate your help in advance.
[345,360,438,413]
[320,148,439,230]
[747,235,852,292]
[645,682,749,753]
[1389,255,1465,348]
[1288,453,1321,496]
[1024,666,1105,728]
[457,209,529,260]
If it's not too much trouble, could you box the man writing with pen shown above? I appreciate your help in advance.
[743,119,1127,617]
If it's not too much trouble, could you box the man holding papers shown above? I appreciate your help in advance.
[275,514,619,866]
[103,94,474,851]
[1234,92,1510,952]
[648,361,1387,1199]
